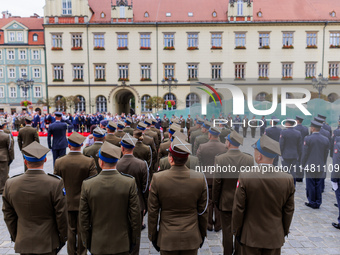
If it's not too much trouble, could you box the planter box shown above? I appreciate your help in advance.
[52,47,63,51]
[140,47,151,50]
[140,78,152,81]
[95,79,106,82]
[282,45,294,49]
[117,47,128,50]
[53,79,64,82]
[187,47,198,50]
[94,47,105,50]
[211,46,222,50]
[164,47,175,50]
[72,47,83,51]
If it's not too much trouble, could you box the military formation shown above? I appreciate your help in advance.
[0,111,340,255]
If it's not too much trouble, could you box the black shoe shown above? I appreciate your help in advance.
[207,227,213,231]
[332,223,340,229]
[214,227,221,232]
[305,202,319,209]
[296,179,303,182]
[141,224,146,230]
[335,203,339,208]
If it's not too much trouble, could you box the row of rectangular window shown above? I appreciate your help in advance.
[0,86,42,98]
[51,31,340,50]
[51,63,340,81]
[0,67,41,79]
[0,49,40,60]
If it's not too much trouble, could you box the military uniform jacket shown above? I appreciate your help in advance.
[186,118,194,130]
[54,152,97,211]
[331,127,340,157]
[158,155,199,171]
[117,154,149,211]
[193,132,209,155]
[190,129,203,150]
[161,118,169,129]
[79,170,141,254]
[150,127,161,146]
[232,166,295,249]
[0,131,14,162]
[2,170,68,253]
[83,142,103,173]
[158,140,171,164]
[133,141,151,168]
[142,135,157,169]
[106,133,122,147]
[47,121,68,150]
[148,165,208,251]
[219,127,232,144]
[331,141,340,182]
[279,128,302,159]
[213,149,254,211]
[196,140,227,185]
[242,118,249,128]
[114,130,126,138]
[123,126,134,136]
[264,126,282,142]
[145,129,159,148]
[17,126,40,151]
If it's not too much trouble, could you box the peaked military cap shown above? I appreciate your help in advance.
[0,119,7,127]
[125,117,132,125]
[22,141,50,162]
[151,118,157,124]
[68,132,85,147]
[285,119,296,125]
[317,114,327,120]
[144,118,153,126]
[98,141,121,163]
[196,117,205,125]
[172,131,188,142]
[314,117,324,124]
[121,133,138,149]
[310,120,323,128]
[295,116,304,122]
[252,134,281,158]
[25,116,33,122]
[209,126,221,136]
[169,136,192,158]
[169,123,181,135]
[271,116,279,125]
[137,122,147,131]
[55,112,62,117]
[100,120,109,127]
[107,121,117,131]
[202,121,212,129]
[226,130,243,146]
[117,121,125,128]
[93,127,106,138]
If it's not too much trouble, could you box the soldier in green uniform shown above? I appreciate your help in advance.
[161,114,170,131]
[0,119,14,194]
[219,122,232,144]
[106,121,122,147]
[3,141,68,254]
[79,142,141,255]
[186,114,194,134]
[123,117,134,135]
[213,131,254,255]
[115,121,126,138]
[232,135,295,255]
[133,130,152,168]
[190,118,205,150]
[144,119,159,150]
[83,127,106,173]
[18,116,40,172]
[150,118,161,147]
[193,121,212,155]
[54,132,97,255]
[157,124,181,165]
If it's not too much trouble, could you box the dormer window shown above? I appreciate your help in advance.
[101,12,105,18]
[144,12,149,18]
[62,0,72,15]
[212,11,217,17]
[33,34,38,41]
[237,0,243,16]
[257,11,262,17]
[331,11,336,17]
[188,12,193,17]
[166,13,171,17]
[120,6,125,18]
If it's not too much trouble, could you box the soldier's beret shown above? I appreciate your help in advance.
[226,130,243,146]
[317,114,327,120]
[107,121,117,131]
[310,120,323,128]
[25,116,33,122]
[55,112,62,117]
[314,117,324,124]
[169,123,181,135]
[251,135,281,158]
[137,122,147,131]
[209,127,221,136]
[93,127,106,138]
[22,141,50,162]
[121,133,138,148]
[144,119,153,126]
[98,141,121,163]
[117,121,125,128]
[68,132,85,147]
[295,116,304,122]
[169,136,192,158]
[125,118,132,125]
[202,121,212,129]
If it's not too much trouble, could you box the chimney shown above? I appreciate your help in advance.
[2,11,10,19]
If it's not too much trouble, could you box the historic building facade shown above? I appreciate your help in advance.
[0,11,45,114]
[43,0,340,115]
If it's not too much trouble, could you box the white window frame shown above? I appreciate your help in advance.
[330,32,340,47]
[9,68,15,78]
[282,63,293,78]
[120,6,125,18]
[95,64,106,80]
[33,34,38,42]
[141,64,151,80]
[164,64,175,79]
[329,63,339,77]
[258,63,269,78]
[0,68,3,78]
[96,96,107,112]
[118,64,129,79]
[235,63,245,79]
[306,32,317,47]
[8,50,15,60]
[164,33,175,48]
[140,33,151,48]
[163,93,176,110]
[52,34,63,48]
[62,0,72,15]
[73,64,84,80]
[237,0,243,16]
[9,32,15,42]
[283,32,294,47]
[187,33,198,48]
[34,86,41,98]
[188,64,198,80]
[305,63,316,78]
[33,68,40,78]
[71,34,82,48]
[259,32,270,48]
[94,34,105,48]
[17,32,23,42]
[117,34,128,48]
[20,68,27,78]
[0,87,4,98]
[53,65,64,80]
[32,50,39,60]
[141,95,151,112]
[211,63,222,80]
[186,93,200,108]
[211,33,222,48]
[21,87,29,98]
[235,32,246,47]
[10,87,16,98]
[19,50,26,60]
[0,50,2,60]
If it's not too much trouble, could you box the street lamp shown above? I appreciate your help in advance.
[312,73,328,99]
[17,75,34,102]
[161,75,178,99]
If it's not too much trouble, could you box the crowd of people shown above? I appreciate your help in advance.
[0,109,339,255]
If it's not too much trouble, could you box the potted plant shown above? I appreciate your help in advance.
[282,45,294,49]
[140,47,151,50]
[282,76,293,80]
[165,100,176,108]
[117,46,128,50]
[259,76,269,80]
[330,45,340,48]
[164,46,175,50]
[52,47,63,51]
[118,78,129,81]
[71,46,83,50]
[20,100,32,107]
[94,46,105,50]
[329,76,339,80]
[307,45,317,49]
[235,46,246,49]
[211,46,222,50]
[140,78,152,81]
[187,46,198,50]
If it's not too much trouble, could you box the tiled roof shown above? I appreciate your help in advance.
[0,17,44,30]
[89,0,112,23]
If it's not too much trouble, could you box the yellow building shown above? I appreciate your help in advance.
[43,0,340,114]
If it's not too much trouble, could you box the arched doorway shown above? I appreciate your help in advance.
[114,89,135,115]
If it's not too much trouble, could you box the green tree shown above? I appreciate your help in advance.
[146,96,164,111]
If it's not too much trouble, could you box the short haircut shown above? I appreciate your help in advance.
[102,162,117,168]
[26,160,44,168]
[169,152,188,165]
[94,136,105,142]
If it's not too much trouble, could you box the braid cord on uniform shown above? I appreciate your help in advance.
[143,160,149,193]
[198,173,209,216]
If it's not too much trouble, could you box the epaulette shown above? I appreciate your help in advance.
[120,172,135,179]
[243,152,253,157]
[10,173,24,179]
[84,174,98,181]
[48,173,62,179]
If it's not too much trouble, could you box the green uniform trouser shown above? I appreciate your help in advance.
[21,251,56,255]
[160,249,198,255]
[241,245,281,255]
[0,161,9,194]
[67,211,86,255]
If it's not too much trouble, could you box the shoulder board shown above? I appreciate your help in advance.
[215,152,227,157]
[48,173,62,180]
[84,174,98,181]
[243,152,253,157]
[10,173,24,179]
[120,172,135,179]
